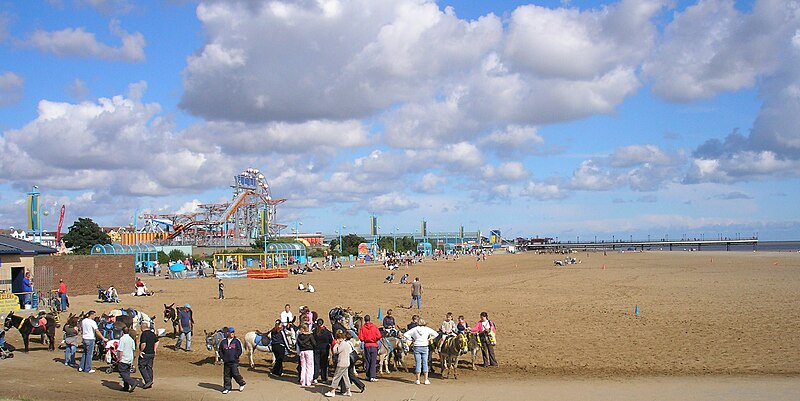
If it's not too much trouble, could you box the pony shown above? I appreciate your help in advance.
[3,311,57,352]
[108,308,154,339]
[204,329,226,364]
[243,330,273,369]
[463,331,482,370]
[438,332,469,379]
[163,304,180,337]
[377,336,406,374]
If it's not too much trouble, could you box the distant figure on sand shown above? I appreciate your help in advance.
[218,280,225,300]
[385,272,395,283]
[409,278,422,309]
[298,282,306,291]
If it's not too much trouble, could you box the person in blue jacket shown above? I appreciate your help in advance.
[218,327,246,394]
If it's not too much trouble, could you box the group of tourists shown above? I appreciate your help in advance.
[60,310,160,392]
[212,301,498,397]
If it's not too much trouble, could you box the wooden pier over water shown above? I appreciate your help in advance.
[524,239,759,252]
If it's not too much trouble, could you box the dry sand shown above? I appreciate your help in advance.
[2,250,799,400]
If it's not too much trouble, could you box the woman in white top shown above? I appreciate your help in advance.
[403,319,439,385]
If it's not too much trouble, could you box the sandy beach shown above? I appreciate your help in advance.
[2,250,799,400]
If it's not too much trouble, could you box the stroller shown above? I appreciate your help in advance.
[0,330,14,359]
[97,286,120,303]
[103,339,136,374]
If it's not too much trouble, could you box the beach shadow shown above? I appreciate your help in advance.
[100,379,127,391]
[191,356,218,366]
[198,382,224,391]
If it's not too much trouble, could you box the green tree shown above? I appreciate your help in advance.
[329,233,366,257]
[62,217,111,255]
[167,249,186,261]
[157,251,170,264]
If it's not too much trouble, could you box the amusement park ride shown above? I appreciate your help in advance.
[135,168,286,247]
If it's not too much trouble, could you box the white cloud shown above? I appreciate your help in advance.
[0,71,24,106]
[76,0,134,15]
[415,173,444,193]
[644,0,787,101]
[609,144,675,167]
[481,162,529,182]
[521,181,566,200]
[505,0,665,79]
[181,0,501,122]
[363,192,419,213]
[65,78,90,100]
[23,19,145,62]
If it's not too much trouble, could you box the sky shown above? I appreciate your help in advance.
[0,0,799,241]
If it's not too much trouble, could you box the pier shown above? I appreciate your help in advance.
[524,239,759,252]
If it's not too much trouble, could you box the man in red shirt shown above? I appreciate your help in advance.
[357,315,382,382]
[57,279,68,312]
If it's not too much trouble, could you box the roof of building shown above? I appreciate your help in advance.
[0,234,58,255]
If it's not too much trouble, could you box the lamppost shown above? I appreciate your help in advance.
[393,227,399,252]
[294,220,303,239]
[28,185,42,244]
[338,225,346,254]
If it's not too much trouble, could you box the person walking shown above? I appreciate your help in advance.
[138,321,159,389]
[324,331,351,397]
[357,315,381,382]
[218,327,246,394]
[409,277,422,309]
[58,279,68,312]
[175,304,193,351]
[313,318,334,383]
[117,326,137,392]
[63,316,79,367]
[296,323,316,387]
[79,310,107,373]
[403,318,439,385]
[269,320,289,377]
[471,311,498,367]
[339,331,365,394]
[218,279,225,300]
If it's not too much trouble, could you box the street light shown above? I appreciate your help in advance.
[294,220,303,239]
[393,227,399,253]
[338,225,347,254]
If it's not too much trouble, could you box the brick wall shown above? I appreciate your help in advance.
[33,255,135,296]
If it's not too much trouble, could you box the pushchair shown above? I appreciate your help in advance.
[0,330,14,359]
[103,339,136,374]
[97,286,120,303]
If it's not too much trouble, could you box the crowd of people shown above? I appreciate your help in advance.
[212,302,499,397]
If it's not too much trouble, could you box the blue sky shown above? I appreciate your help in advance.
[1,0,799,241]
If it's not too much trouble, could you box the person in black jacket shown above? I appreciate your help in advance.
[312,318,334,383]
[218,327,245,394]
[269,320,289,377]
[296,323,316,387]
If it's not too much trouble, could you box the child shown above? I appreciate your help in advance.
[399,274,408,284]
[456,315,468,333]
[218,279,225,300]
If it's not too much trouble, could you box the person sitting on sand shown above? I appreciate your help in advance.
[384,272,395,284]
[399,274,409,284]
[306,283,315,293]
[298,282,306,291]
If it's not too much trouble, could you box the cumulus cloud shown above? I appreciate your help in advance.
[505,0,665,79]
[521,181,566,200]
[415,173,445,193]
[481,162,529,182]
[609,144,675,167]
[479,125,547,156]
[181,0,501,122]
[0,82,235,195]
[0,71,24,106]
[644,0,787,101]
[23,19,145,62]
[184,119,371,155]
[65,78,90,100]
[362,192,419,213]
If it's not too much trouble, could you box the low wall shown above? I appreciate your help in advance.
[33,255,136,296]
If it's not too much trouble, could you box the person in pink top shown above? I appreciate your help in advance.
[470,312,497,367]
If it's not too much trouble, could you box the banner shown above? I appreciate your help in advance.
[55,205,66,245]
[27,193,40,231]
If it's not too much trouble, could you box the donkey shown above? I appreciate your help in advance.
[163,304,180,337]
[377,336,406,374]
[3,311,57,352]
[438,332,469,379]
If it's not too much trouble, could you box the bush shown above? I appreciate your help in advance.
[167,249,186,262]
